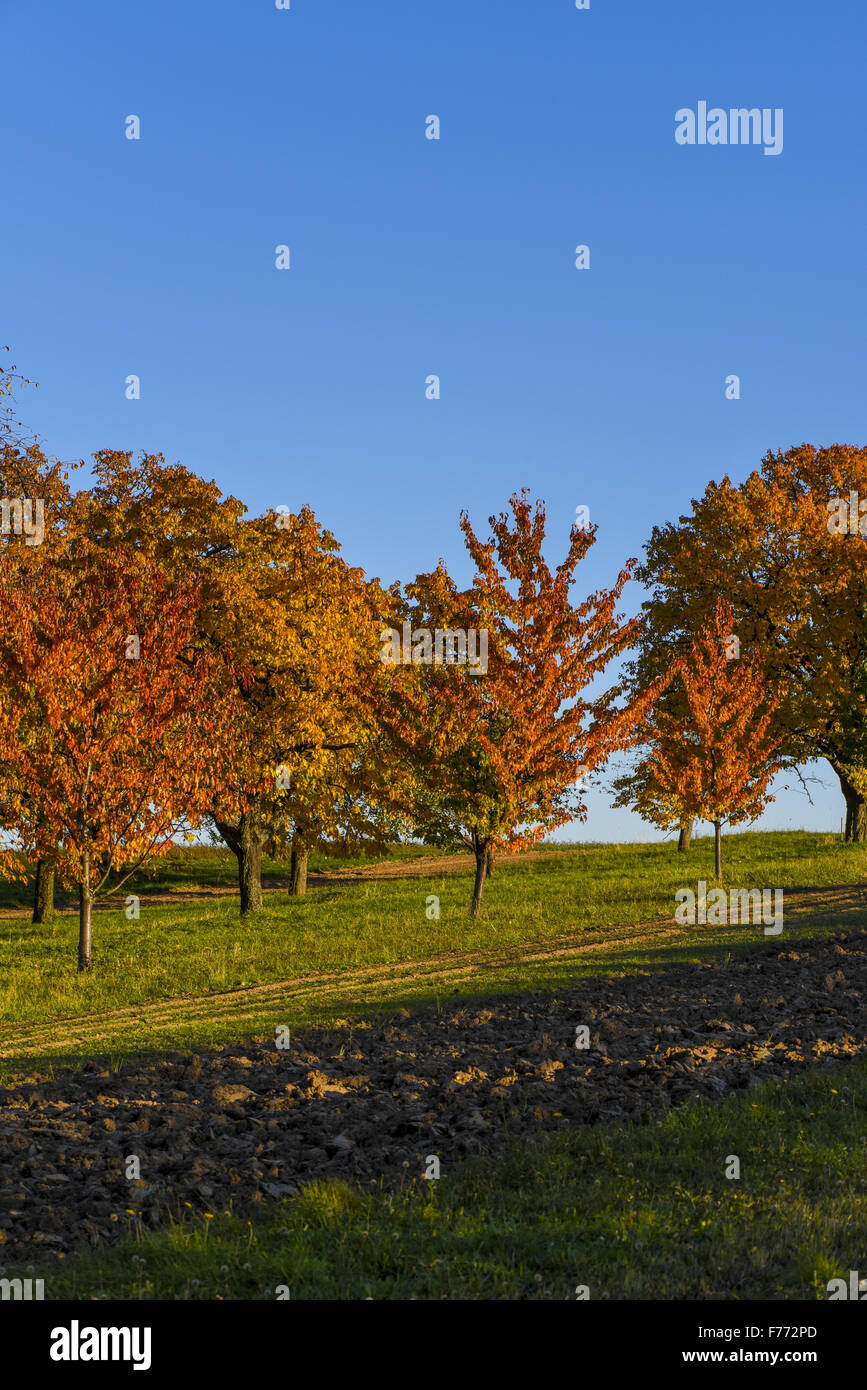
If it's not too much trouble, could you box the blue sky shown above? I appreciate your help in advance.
[4,0,864,840]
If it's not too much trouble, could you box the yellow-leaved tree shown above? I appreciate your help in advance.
[66,450,396,912]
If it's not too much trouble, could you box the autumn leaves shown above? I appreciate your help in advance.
[618,444,867,855]
[379,494,671,916]
[636,598,782,879]
[0,445,385,968]
[0,441,674,962]
[0,552,237,969]
[1,432,860,970]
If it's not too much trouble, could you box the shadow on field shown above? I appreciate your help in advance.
[2,927,867,1269]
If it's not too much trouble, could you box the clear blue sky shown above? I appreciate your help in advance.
[4,0,864,840]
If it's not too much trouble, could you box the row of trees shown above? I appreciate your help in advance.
[1,365,683,966]
[2,360,861,966]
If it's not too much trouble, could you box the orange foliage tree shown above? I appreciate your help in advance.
[67,451,394,914]
[380,492,674,915]
[0,411,79,923]
[628,444,867,840]
[0,547,242,968]
[646,597,782,879]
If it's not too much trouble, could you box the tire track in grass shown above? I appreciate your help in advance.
[5,884,863,1058]
[0,916,685,1056]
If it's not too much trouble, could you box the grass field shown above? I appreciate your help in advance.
[1,831,866,1063]
[2,829,866,1301]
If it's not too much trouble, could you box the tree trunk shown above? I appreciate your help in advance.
[714,819,722,881]
[836,769,867,843]
[677,821,693,852]
[238,806,264,914]
[485,846,494,878]
[289,839,308,897]
[78,853,92,971]
[470,840,489,917]
[215,802,265,914]
[32,860,55,923]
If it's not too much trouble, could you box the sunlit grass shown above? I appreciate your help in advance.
[1,831,865,1062]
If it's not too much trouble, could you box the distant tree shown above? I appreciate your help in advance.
[625,444,867,841]
[645,597,782,880]
[611,735,694,849]
[278,727,413,898]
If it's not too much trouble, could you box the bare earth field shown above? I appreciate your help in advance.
[2,927,864,1267]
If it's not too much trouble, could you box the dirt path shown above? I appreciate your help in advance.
[0,914,678,1057]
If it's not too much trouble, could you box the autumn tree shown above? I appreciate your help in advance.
[645,598,782,879]
[277,725,414,897]
[626,444,867,840]
[0,547,241,968]
[610,732,696,849]
[203,505,396,911]
[379,492,673,915]
[0,395,78,922]
[66,451,392,913]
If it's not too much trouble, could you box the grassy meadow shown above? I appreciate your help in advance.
[2,828,867,1300]
[1,830,866,1063]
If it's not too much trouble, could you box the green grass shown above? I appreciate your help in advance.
[3,830,866,1301]
[2,831,866,1063]
[17,1053,867,1301]
[0,839,442,911]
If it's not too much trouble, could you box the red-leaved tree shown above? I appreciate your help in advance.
[380,492,675,914]
[0,547,244,968]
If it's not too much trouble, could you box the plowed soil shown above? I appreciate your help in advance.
[1,929,865,1266]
